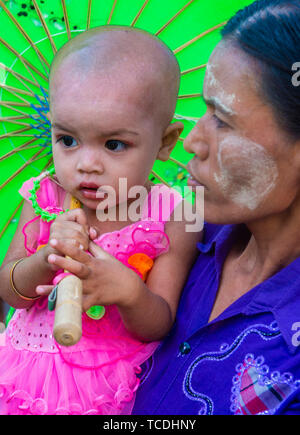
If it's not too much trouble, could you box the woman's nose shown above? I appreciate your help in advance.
[76,146,104,174]
[183,118,209,161]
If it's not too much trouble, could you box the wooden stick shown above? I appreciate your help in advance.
[61,0,71,40]
[0,37,48,83]
[53,197,83,346]
[178,92,202,99]
[150,170,171,187]
[0,139,40,162]
[168,156,187,170]
[0,83,40,98]
[131,0,150,26]
[173,22,227,54]
[107,0,118,24]
[32,0,57,54]
[181,63,206,75]
[86,0,92,29]
[0,63,42,90]
[0,198,24,240]
[0,0,50,70]
[0,100,31,108]
[0,149,48,190]
[0,125,33,140]
[155,0,196,36]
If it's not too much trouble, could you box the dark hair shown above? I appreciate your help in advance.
[221,0,300,140]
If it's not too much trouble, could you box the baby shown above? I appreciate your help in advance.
[0,26,198,415]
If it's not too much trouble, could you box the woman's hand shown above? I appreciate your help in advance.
[36,239,141,312]
[40,209,97,272]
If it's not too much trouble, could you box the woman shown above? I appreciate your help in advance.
[132,0,300,415]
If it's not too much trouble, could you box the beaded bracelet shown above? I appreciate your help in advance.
[28,168,69,222]
[10,259,41,301]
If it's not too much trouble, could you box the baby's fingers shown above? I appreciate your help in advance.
[36,285,54,296]
[48,253,90,279]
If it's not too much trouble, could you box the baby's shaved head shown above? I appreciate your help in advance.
[49,26,180,130]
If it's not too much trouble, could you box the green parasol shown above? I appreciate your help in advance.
[0,0,255,266]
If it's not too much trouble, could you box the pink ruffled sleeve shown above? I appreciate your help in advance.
[19,176,66,255]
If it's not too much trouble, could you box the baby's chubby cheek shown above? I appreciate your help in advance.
[213,135,279,211]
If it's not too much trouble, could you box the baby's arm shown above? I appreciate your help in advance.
[117,215,202,341]
[0,201,56,308]
[0,203,91,309]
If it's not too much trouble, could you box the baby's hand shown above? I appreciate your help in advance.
[39,239,140,311]
[42,209,92,271]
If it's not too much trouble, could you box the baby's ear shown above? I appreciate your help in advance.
[157,122,184,161]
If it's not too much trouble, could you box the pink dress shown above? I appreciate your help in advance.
[0,177,182,415]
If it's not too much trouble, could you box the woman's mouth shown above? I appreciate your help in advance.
[187,164,206,188]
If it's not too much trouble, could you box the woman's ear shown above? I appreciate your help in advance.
[157,121,184,161]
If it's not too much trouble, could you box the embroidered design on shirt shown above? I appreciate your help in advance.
[231,353,300,415]
[183,322,281,415]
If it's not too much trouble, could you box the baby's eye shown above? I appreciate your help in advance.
[58,135,78,148]
[105,140,127,152]
[212,114,228,129]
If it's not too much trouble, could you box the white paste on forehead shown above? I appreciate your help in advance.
[205,62,238,116]
[214,135,278,210]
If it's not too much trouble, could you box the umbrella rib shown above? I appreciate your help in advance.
[0,63,42,94]
[168,156,187,170]
[150,170,171,188]
[61,0,71,40]
[1,85,33,106]
[0,101,31,108]
[87,0,93,30]
[0,63,41,91]
[0,149,49,190]
[178,93,202,99]
[0,118,31,127]
[0,126,34,140]
[32,0,57,55]
[131,0,150,26]
[155,0,196,36]
[0,139,40,162]
[0,0,50,72]
[0,37,48,83]
[181,63,206,75]
[174,21,227,54]
[107,0,118,24]
[0,102,33,114]
[0,198,24,240]
[0,83,41,99]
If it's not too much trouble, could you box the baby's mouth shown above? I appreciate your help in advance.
[79,182,100,200]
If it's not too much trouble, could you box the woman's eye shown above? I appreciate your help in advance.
[212,114,228,129]
[58,135,78,148]
[105,140,127,152]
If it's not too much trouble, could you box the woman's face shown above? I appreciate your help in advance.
[184,42,300,224]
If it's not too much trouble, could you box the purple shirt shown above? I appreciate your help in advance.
[132,223,300,415]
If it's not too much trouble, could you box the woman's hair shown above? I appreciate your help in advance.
[221,0,300,139]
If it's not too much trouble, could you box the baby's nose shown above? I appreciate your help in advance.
[76,147,104,174]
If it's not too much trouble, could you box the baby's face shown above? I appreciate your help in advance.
[50,63,163,210]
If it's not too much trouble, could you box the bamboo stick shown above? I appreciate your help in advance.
[0,37,48,83]
[107,0,118,24]
[150,170,171,187]
[174,22,226,54]
[155,0,196,36]
[131,0,150,26]
[0,0,50,71]
[32,0,57,54]
[61,0,71,40]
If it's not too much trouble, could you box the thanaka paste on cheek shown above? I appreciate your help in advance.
[214,135,279,210]
[205,63,238,116]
